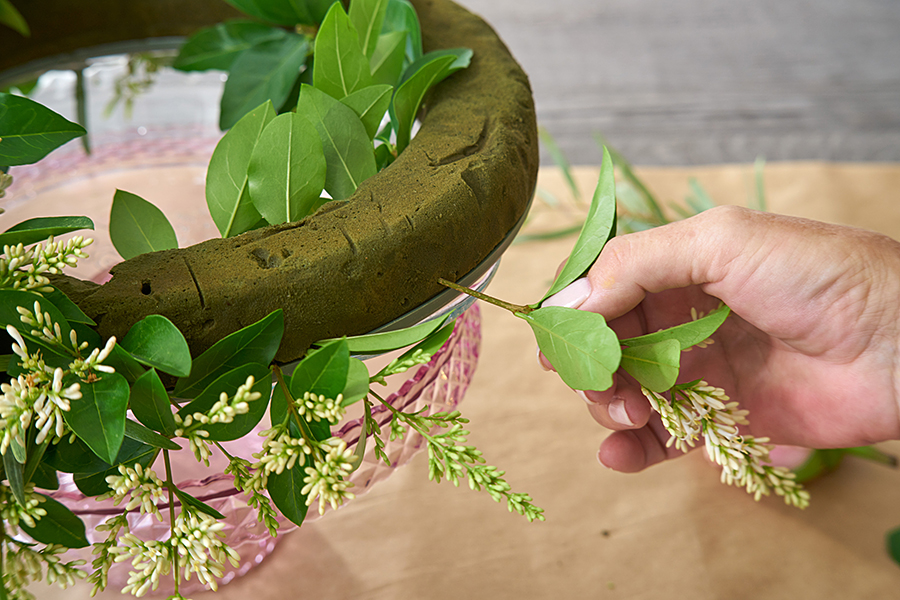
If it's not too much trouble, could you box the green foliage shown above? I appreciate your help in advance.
[371,320,454,383]
[206,101,276,237]
[121,314,192,378]
[369,30,407,86]
[296,84,376,200]
[349,0,390,58]
[0,216,93,248]
[383,0,422,64]
[64,373,130,464]
[173,487,226,520]
[224,0,336,26]
[19,495,88,548]
[219,34,309,130]
[391,49,472,153]
[42,287,96,326]
[173,21,287,72]
[313,3,373,99]
[888,527,900,567]
[247,112,327,224]
[620,304,731,350]
[521,307,621,392]
[266,457,310,526]
[340,84,393,139]
[341,357,370,406]
[123,418,181,451]
[290,338,349,399]
[0,0,29,37]
[174,309,284,399]
[129,368,178,436]
[336,315,447,354]
[540,146,616,303]
[619,339,681,393]
[178,363,272,441]
[2,451,25,505]
[72,439,157,496]
[0,93,85,166]
[109,189,178,260]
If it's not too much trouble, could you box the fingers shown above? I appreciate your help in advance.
[597,415,688,472]
[580,373,652,430]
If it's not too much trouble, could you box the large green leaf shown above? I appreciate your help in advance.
[247,112,326,224]
[109,189,178,260]
[206,101,276,237]
[0,93,84,165]
[121,314,192,378]
[178,363,272,441]
[296,85,376,200]
[0,289,73,354]
[174,309,284,399]
[540,146,617,303]
[104,343,147,384]
[130,368,178,436]
[349,0,390,58]
[173,488,226,520]
[20,495,88,548]
[391,49,471,153]
[124,418,181,451]
[341,358,370,407]
[369,30,407,86]
[2,450,25,505]
[619,339,681,393]
[64,373,130,464]
[520,307,621,392]
[173,21,287,72]
[313,3,373,100]
[72,438,157,496]
[43,287,95,326]
[290,338,349,400]
[340,84,393,139]
[223,0,336,26]
[382,0,421,64]
[0,216,94,248]
[620,305,731,350]
[219,34,309,131]
[267,458,310,527]
[329,315,446,355]
[0,0,29,37]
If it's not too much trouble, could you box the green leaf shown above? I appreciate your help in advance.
[42,435,104,474]
[206,100,277,237]
[369,30,407,86]
[109,189,178,260]
[173,21,287,72]
[685,178,716,214]
[0,93,84,165]
[331,315,446,355]
[173,487,227,520]
[391,49,471,153]
[64,373,130,464]
[620,304,731,350]
[520,306,621,392]
[0,289,73,351]
[2,450,25,505]
[0,216,94,248]
[219,34,309,131]
[178,363,272,442]
[619,339,681,393]
[313,3,373,99]
[340,84,393,139]
[266,458,310,527]
[72,439,157,496]
[373,319,454,380]
[887,527,900,566]
[121,315,191,377]
[382,0,421,63]
[29,461,58,490]
[0,0,29,37]
[296,84,376,200]
[341,358,370,406]
[174,310,284,399]
[124,418,181,451]
[20,495,89,548]
[130,368,178,436]
[540,146,617,303]
[104,343,146,384]
[290,338,349,400]
[223,0,336,26]
[596,135,667,226]
[43,287,95,326]
[539,126,580,202]
[247,112,326,224]
[349,0,390,58]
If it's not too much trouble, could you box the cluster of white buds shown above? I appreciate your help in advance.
[643,381,810,508]
[207,376,260,424]
[1,542,86,599]
[0,482,47,535]
[371,348,433,385]
[301,437,356,515]
[295,390,345,425]
[170,508,240,592]
[108,533,172,597]
[0,235,92,293]
[173,413,213,466]
[0,326,84,453]
[252,426,311,479]
[683,307,716,351]
[99,463,167,517]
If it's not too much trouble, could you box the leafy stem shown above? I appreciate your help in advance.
[162,449,180,597]
[272,365,323,460]
[437,278,533,315]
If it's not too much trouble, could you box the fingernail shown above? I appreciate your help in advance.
[543,277,591,309]
[597,450,611,468]
[576,389,599,405]
[608,399,634,427]
[536,347,551,371]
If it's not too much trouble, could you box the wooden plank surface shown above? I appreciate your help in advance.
[456,0,900,166]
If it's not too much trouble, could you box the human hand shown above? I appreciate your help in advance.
[542,205,900,472]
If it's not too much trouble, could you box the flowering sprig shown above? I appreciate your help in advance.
[300,437,356,514]
[368,393,545,522]
[0,235,92,294]
[99,463,167,517]
[643,381,810,508]
[223,456,280,537]
[1,540,86,600]
[169,507,240,592]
